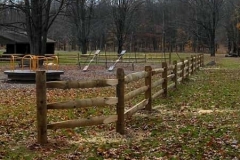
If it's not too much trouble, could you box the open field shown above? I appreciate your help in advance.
[1,53,240,159]
[0,50,203,65]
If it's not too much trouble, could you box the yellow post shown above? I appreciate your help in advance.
[10,55,15,70]
[32,56,38,71]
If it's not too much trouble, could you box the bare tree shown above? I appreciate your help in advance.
[68,0,95,54]
[111,0,144,54]
[91,0,111,51]
[223,0,240,55]
[48,14,73,51]
[185,0,225,56]
[24,0,66,55]
[0,0,67,56]
[0,0,232,55]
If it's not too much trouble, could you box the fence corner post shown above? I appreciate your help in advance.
[145,66,152,111]
[36,71,47,145]
[116,68,125,134]
[162,62,168,97]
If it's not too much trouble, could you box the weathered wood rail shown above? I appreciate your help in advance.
[36,54,204,144]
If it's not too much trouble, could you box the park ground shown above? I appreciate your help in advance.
[0,53,240,159]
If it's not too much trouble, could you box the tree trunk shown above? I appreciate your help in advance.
[209,28,216,56]
[42,31,47,55]
[81,39,88,54]
[210,4,216,57]
[117,37,123,55]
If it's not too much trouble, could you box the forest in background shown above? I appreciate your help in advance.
[0,0,240,56]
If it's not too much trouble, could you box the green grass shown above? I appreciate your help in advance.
[1,53,240,159]
[0,50,202,66]
[55,50,200,64]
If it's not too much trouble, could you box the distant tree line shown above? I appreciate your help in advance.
[0,0,240,56]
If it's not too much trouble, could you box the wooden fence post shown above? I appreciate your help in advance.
[145,66,152,111]
[198,54,202,70]
[199,54,202,67]
[191,56,194,75]
[36,71,47,145]
[162,62,168,97]
[181,59,185,82]
[199,55,201,69]
[194,56,196,73]
[116,68,125,134]
[202,54,204,67]
[187,57,190,80]
[196,55,199,70]
[173,60,178,89]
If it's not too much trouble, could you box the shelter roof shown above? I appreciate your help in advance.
[0,31,55,44]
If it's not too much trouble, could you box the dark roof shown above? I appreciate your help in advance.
[0,31,55,44]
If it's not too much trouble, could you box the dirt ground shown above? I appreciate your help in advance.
[0,62,160,89]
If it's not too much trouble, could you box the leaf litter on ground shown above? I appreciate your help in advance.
[1,55,240,159]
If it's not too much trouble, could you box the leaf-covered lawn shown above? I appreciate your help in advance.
[1,54,240,159]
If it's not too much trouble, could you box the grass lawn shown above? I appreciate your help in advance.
[1,53,240,159]
[55,50,197,65]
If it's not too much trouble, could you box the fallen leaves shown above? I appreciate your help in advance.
[1,59,240,159]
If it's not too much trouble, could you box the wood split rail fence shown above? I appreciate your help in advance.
[36,54,204,145]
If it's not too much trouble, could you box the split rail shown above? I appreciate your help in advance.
[36,54,204,144]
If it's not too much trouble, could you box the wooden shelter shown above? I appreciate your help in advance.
[0,31,55,54]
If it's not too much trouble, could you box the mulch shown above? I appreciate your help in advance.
[0,63,158,89]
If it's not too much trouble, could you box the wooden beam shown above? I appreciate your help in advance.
[167,74,174,81]
[173,60,178,89]
[47,97,118,109]
[152,89,164,100]
[47,79,118,89]
[152,68,164,75]
[124,86,149,101]
[124,99,148,118]
[167,83,175,90]
[125,71,148,83]
[47,115,117,130]
[152,79,164,88]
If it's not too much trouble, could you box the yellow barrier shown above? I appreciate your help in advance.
[10,55,59,71]
[21,54,33,70]
[11,55,22,70]
[43,56,59,70]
